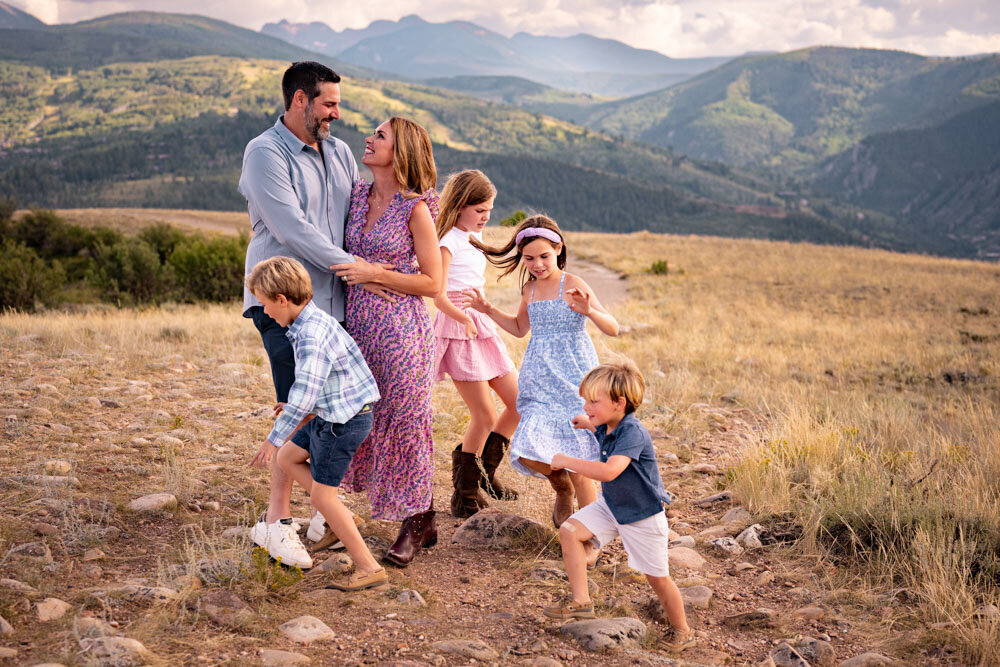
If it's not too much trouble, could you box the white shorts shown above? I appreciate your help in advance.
[570,495,670,577]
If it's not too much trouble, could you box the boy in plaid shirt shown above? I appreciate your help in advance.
[246,256,387,591]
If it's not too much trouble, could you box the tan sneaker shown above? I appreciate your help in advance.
[542,599,596,620]
[659,627,696,651]
[325,567,388,592]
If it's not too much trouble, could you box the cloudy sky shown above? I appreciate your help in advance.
[11,0,1000,58]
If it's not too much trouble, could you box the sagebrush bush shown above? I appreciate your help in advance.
[89,238,174,305]
[0,239,66,312]
[168,233,248,302]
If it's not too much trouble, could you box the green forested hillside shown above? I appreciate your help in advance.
[577,48,1000,175]
[817,101,1000,259]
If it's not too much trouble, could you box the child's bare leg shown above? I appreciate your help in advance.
[310,483,380,575]
[276,444,313,494]
[647,574,691,632]
[569,472,597,508]
[453,380,498,455]
[519,457,552,476]
[487,371,520,438]
[559,519,595,604]
[266,460,295,523]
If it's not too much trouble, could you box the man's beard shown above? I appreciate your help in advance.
[305,106,331,142]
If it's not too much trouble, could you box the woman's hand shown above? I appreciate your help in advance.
[463,317,478,339]
[460,288,491,314]
[566,287,592,316]
[362,282,401,303]
[332,256,394,285]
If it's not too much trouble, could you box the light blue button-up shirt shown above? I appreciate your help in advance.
[240,117,358,321]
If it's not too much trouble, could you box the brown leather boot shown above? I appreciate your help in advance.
[451,445,489,518]
[479,432,518,500]
[547,469,575,528]
[384,508,437,567]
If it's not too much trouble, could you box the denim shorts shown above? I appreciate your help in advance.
[289,404,373,487]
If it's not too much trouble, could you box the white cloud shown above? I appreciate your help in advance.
[5,0,1000,57]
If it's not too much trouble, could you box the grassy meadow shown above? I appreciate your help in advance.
[1,225,998,663]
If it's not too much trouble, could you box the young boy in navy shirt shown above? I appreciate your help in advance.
[544,359,694,651]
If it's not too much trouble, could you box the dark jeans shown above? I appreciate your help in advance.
[249,306,295,403]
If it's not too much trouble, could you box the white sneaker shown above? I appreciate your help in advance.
[306,513,326,542]
[250,519,313,569]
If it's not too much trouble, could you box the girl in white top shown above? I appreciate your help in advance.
[433,170,519,518]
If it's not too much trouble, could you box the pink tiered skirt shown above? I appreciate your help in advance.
[434,291,515,382]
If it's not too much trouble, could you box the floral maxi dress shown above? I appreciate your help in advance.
[340,181,438,521]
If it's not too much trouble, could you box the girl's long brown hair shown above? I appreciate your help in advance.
[436,170,496,240]
[389,116,437,198]
[471,214,567,287]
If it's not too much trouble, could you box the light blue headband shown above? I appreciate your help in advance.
[515,227,562,245]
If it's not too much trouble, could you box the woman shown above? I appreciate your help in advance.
[332,116,442,567]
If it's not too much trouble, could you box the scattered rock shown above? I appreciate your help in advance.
[692,491,731,506]
[259,649,312,665]
[668,547,706,570]
[33,522,59,536]
[129,493,177,512]
[756,571,775,586]
[0,648,17,659]
[531,566,567,583]
[728,562,756,575]
[0,614,12,635]
[692,463,719,474]
[42,460,72,475]
[198,590,255,629]
[973,604,999,620]
[80,564,104,579]
[680,585,713,610]
[278,616,335,644]
[669,535,696,549]
[76,616,118,637]
[48,423,73,435]
[706,537,745,558]
[10,474,80,488]
[451,509,551,548]
[699,524,737,539]
[430,639,499,660]
[722,608,777,629]
[794,636,835,666]
[839,652,896,666]
[37,597,71,621]
[676,575,709,588]
[771,642,809,667]
[79,636,149,666]
[154,435,183,448]
[721,507,752,525]
[395,589,427,607]
[82,548,105,562]
[795,606,826,621]
[11,541,53,563]
[0,578,38,594]
[737,524,764,549]
[107,585,178,604]
[527,657,563,667]
[202,501,220,512]
[221,526,248,539]
[316,553,353,575]
[559,617,647,652]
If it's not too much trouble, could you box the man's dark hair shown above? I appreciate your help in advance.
[281,61,341,111]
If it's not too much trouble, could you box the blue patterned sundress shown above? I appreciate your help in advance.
[509,272,600,476]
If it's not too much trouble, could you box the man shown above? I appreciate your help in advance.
[240,61,373,569]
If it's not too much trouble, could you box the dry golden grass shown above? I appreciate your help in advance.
[2,227,998,663]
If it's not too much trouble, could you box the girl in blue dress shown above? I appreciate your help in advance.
[464,215,619,527]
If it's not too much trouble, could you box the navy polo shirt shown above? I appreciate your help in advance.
[596,413,672,524]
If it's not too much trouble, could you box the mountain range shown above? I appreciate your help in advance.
[261,15,731,96]
[0,6,997,258]
[0,1,41,29]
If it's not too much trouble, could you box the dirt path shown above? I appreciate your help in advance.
[570,255,629,308]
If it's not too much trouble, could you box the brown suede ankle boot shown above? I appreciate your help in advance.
[450,445,489,518]
[479,432,518,500]
[546,469,575,528]
[384,508,437,567]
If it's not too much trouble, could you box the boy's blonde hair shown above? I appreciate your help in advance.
[245,256,313,305]
[580,359,646,415]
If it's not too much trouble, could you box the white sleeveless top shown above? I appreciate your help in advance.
[439,227,486,291]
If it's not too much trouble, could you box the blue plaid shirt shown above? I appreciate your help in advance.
[267,301,380,447]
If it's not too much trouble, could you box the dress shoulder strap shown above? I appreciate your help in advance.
[558,272,566,298]
[529,279,536,304]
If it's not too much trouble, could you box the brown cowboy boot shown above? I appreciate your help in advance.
[479,432,518,500]
[547,469,575,528]
[451,445,489,518]
[384,507,437,567]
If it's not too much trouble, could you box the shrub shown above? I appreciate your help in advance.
[0,239,66,312]
[500,210,527,227]
[89,238,174,305]
[139,222,186,264]
[649,259,668,275]
[168,232,248,302]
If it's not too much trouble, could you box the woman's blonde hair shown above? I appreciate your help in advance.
[471,214,567,287]
[436,170,496,239]
[245,256,313,305]
[579,359,646,415]
[390,116,437,198]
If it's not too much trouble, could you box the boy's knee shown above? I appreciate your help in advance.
[559,520,586,543]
